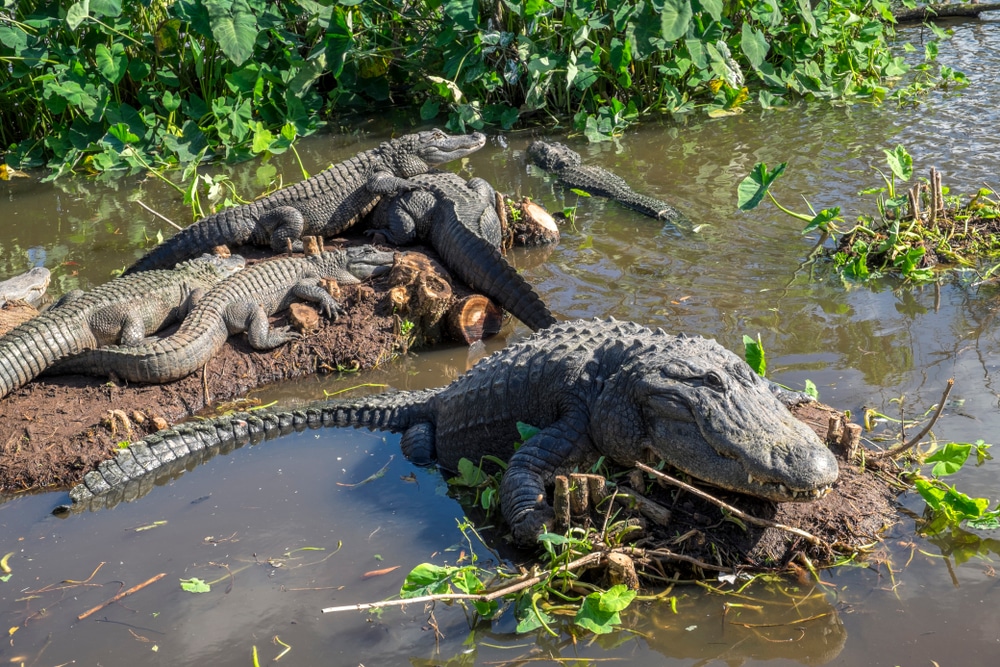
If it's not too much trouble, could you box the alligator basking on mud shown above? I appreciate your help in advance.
[0,254,244,401]
[368,171,555,331]
[527,140,686,223]
[60,318,838,547]
[126,129,486,274]
[0,267,50,308]
[52,247,395,384]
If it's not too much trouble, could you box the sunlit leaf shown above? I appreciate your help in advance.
[660,0,693,42]
[400,563,453,597]
[925,442,972,477]
[205,0,259,66]
[742,334,766,377]
[883,145,913,182]
[737,162,787,211]
[179,577,210,593]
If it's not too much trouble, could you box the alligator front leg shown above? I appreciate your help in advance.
[290,280,345,320]
[227,303,302,349]
[259,206,307,253]
[499,412,594,546]
[367,169,424,196]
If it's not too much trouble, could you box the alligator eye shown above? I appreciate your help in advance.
[704,372,725,391]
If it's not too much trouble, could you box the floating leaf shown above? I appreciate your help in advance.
[179,577,210,593]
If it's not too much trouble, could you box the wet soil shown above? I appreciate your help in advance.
[0,247,410,494]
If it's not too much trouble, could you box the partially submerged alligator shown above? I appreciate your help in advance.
[52,247,395,384]
[62,319,838,547]
[127,129,486,274]
[0,254,244,401]
[0,267,50,308]
[368,171,555,331]
[527,140,686,223]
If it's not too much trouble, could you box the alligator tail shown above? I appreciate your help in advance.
[0,314,96,400]
[434,214,556,331]
[125,206,258,274]
[58,389,439,512]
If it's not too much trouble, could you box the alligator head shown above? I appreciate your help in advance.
[342,245,395,279]
[526,140,583,171]
[597,333,839,502]
[385,129,487,177]
[189,253,246,278]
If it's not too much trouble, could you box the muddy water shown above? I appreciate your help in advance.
[4,17,1000,666]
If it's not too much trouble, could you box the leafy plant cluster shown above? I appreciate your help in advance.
[0,0,962,178]
[910,440,999,534]
[738,145,1000,285]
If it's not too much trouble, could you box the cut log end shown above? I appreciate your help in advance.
[446,294,503,344]
[507,197,561,246]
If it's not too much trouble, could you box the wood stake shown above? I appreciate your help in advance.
[78,572,167,620]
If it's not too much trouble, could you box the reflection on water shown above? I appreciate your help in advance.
[4,16,1000,667]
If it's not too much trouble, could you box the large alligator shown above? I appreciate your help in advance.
[0,254,244,401]
[0,267,51,308]
[52,247,395,384]
[61,319,838,547]
[368,171,555,331]
[527,140,686,223]
[126,129,486,274]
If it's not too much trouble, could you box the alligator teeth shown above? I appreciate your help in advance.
[748,474,755,485]
[779,484,788,496]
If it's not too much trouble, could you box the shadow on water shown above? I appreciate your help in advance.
[4,16,1000,667]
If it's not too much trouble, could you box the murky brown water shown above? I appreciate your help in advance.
[4,17,1000,666]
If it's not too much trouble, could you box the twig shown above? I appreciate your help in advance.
[135,200,183,231]
[77,572,167,620]
[625,546,734,574]
[633,462,824,546]
[869,378,954,460]
[321,552,603,614]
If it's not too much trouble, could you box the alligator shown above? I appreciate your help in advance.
[367,171,555,331]
[126,129,486,274]
[60,318,838,547]
[526,140,686,223]
[52,246,395,384]
[0,267,50,308]
[0,254,245,401]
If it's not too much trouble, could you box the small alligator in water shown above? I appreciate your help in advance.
[52,247,395,384]
[0,267,50,308]
[0,254,244,401]
[527,140,686,223]
[126,130,486,274]
[61,319,838,547]
[368,171,555,331]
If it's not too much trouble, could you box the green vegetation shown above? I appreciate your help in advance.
[739,145,1000,284]
[0,0,963,178]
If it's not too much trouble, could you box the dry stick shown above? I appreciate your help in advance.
[869,378,954,460]
[633,462,823,546]
[321,552,604,614]
[77,572,167,620]
[135,200,183,231]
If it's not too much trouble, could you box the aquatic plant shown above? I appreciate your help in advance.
[0,0,961,178]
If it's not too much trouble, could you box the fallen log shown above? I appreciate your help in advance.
[893,2,1000,22]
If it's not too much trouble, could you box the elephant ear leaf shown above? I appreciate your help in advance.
[738,162,787,211]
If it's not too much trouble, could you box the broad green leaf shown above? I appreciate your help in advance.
[575,591,623,634]
[205,0,259,67]
[913,477,946,511]
[89,0,122,17]
[741,23,769,70]
[108,123,138,144]
[967,514,1000,531]
[95,43,127,84]
[802,207,840,234]
[179,577,210,593]
[400,563,454,597]
[925,442,972,477]
[660,0,693,42]
[598,585,636,613]
[515,593,554,633]
[737,162,787,211]
[66,1,90,30]
[449,457,487,487]
[516,422,541,442]
[883,145,913,181]
[742,334,766,377]
[698,0,723,21]
[444,0,478,31]
[804,379,819,400]
[251,122,274,153]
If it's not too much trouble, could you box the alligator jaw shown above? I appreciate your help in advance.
[418,130,486,166]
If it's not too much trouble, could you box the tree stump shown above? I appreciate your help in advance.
[446,294,504,344]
